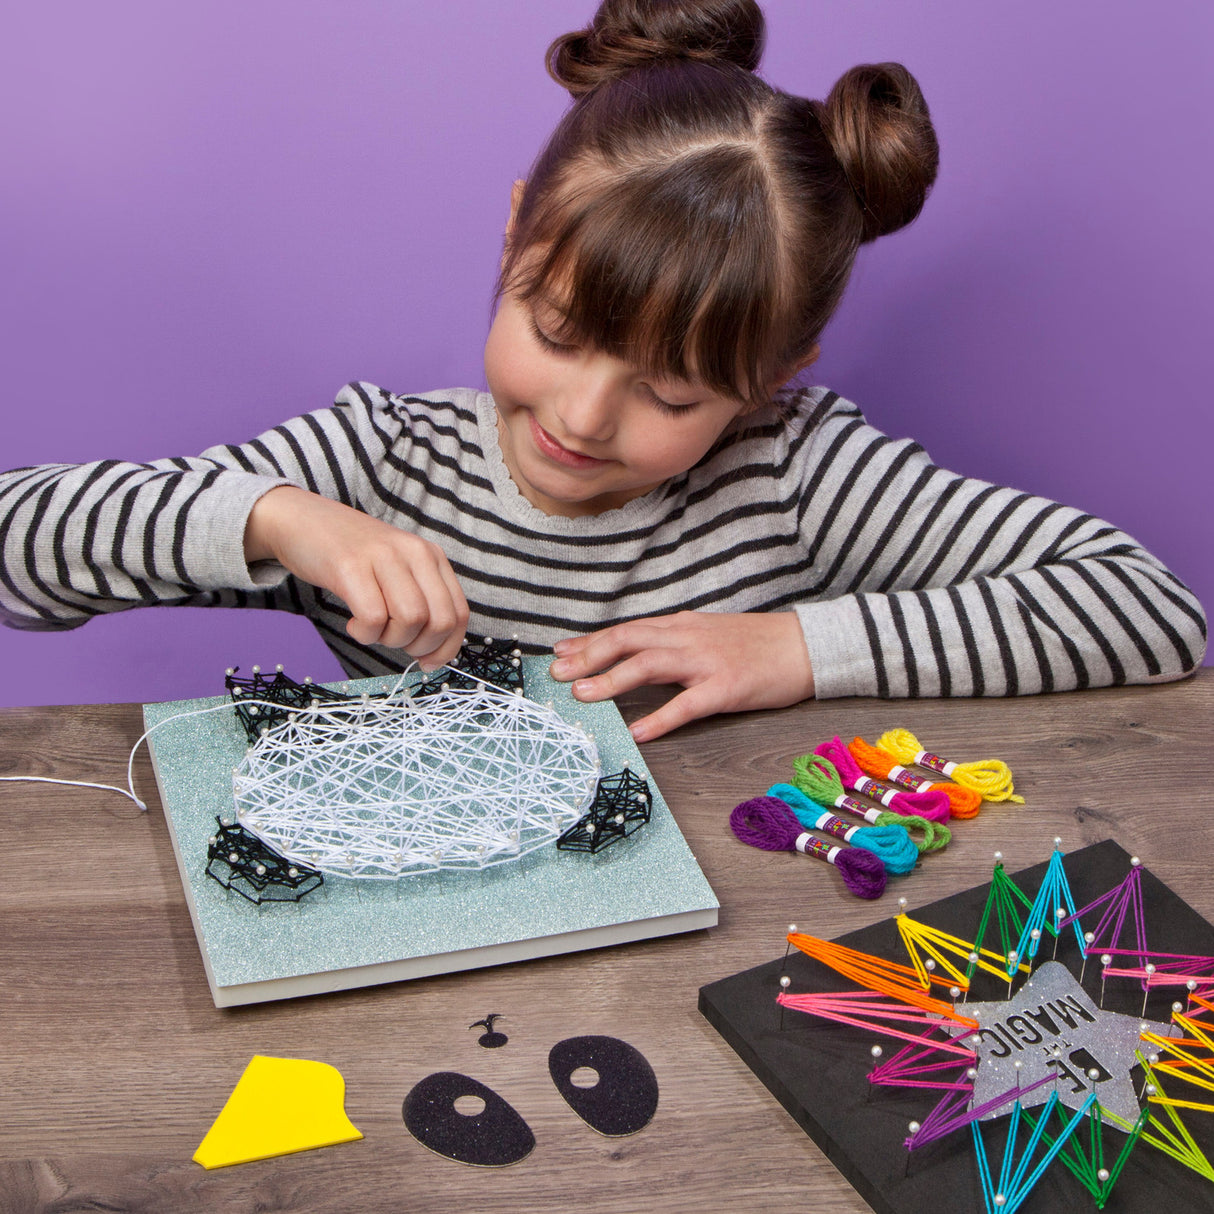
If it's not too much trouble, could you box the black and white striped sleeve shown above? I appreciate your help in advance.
[0,386,389,631]
[792,414,1207,699]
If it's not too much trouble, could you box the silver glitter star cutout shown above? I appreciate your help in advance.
[954,960,1173,1125]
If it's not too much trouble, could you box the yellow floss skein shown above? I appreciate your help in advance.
[876,727,1025,804]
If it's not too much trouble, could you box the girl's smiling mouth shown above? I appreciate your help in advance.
[527,412,611,470]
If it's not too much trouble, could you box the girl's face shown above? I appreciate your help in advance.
[484,286,750,518]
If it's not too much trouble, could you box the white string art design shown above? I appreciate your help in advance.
[231,682,602,879]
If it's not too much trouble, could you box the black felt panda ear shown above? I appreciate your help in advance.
[403,1072,535,1166]
[548,1036,658,1136]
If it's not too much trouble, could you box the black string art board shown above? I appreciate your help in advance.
[699,840,1214,1214]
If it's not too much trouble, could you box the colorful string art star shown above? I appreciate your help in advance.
[703,840,1214,1214]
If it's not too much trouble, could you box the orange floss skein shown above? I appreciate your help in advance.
[876,728,1025,804]
[848,737,982,819]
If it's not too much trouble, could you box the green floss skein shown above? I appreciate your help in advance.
[791,753,951,855]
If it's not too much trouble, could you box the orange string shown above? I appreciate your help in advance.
[788,932,978,1027]
[849,736,982,819]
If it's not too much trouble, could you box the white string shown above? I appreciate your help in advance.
[0,664,602,882]
[0,774,146,808]
[0,696,313,812]
[231,680,600,879]
[0,660,493,814]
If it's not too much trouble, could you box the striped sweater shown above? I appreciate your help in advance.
[0,382,1205,698]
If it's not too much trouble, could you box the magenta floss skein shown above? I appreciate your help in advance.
[814,737,951,823]
[729,796,886,899]
[765,783,917,875]
[790,753,950,855]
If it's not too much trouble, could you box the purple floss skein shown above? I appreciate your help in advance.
[729,796,886,899]
[765,783,918,875]
[815,737,950,823]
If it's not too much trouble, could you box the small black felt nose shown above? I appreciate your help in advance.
[548,1035,658,1136]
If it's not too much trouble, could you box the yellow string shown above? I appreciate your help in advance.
[877,727,1025,804]
[1140,1014,1214,1104]
[1135,1054,1214,1177]
[895,914,1031,989]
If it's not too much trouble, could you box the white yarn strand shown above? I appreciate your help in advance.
[0,663,603,882]
[232,681,601,879]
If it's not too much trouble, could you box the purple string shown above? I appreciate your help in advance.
[906,1073,1056,1149]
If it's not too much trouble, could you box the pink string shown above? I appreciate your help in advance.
[778,993,976,1052]
[871,1027,977,1090]
[815,737,951,822]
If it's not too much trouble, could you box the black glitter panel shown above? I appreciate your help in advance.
[699,840,1214,1214]
[548,1035,659,1136]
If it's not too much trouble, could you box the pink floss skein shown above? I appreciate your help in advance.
[815,737,951,823]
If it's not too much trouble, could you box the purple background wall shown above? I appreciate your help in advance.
[2,1,1210,709]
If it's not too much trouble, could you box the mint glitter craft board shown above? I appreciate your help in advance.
[700,841,1214,1214]
[145,658,718,1007]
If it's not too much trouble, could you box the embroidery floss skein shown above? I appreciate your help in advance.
[789,754,951,855]
[814,738,952,823]
[847,737,982,819]
[729,797,886,899]
[876,728,1024,804]
[766,783,918,875]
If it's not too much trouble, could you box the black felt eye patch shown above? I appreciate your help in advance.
[402,1071,536,1167]
[547,1035,659,1136]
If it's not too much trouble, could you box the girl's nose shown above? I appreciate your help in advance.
[555,373,620,443]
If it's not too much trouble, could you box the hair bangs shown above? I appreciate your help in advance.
[503,145,792,409]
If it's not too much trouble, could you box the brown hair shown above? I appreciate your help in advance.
[498,0,939,409]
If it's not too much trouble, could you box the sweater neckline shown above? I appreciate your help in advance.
[474,392,675,534]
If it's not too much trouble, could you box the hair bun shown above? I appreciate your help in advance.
[820,63,939,242]
[547,0,764,98]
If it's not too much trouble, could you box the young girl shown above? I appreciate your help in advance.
[0,0,1205,741]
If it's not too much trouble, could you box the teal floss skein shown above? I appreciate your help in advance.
[789,754,950,855]
[766,783,918,875]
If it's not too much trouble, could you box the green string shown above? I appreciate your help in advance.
[791,752,950,855]
[968,863,1035,984]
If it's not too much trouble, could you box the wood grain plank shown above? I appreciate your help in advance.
[1,673,1211,1213]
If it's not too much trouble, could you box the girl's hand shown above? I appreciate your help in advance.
[244,486,469,669]
[548,611,815,742]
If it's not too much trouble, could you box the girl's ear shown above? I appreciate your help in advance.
[501,179,527,275]
[765,344,821,395]
[497,179,526,275]
[507,179,526,237]
[793,343,821,375]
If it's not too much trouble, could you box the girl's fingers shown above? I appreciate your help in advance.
[550,619,674,681]
[551,630,597,659]
[430,558,471,665]
[629,683,725,743]
[384,559,454,653]
[568,646,692,701]
[553,611,814,740]
[337,543,467,661]
[404,557,469,669]
[340,567,396,646]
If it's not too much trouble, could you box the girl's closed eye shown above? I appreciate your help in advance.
[638,382,700,416]
[528,314,577,355]
[527,306,700,415]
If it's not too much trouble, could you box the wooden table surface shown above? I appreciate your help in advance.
[2,671,1212,1213]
